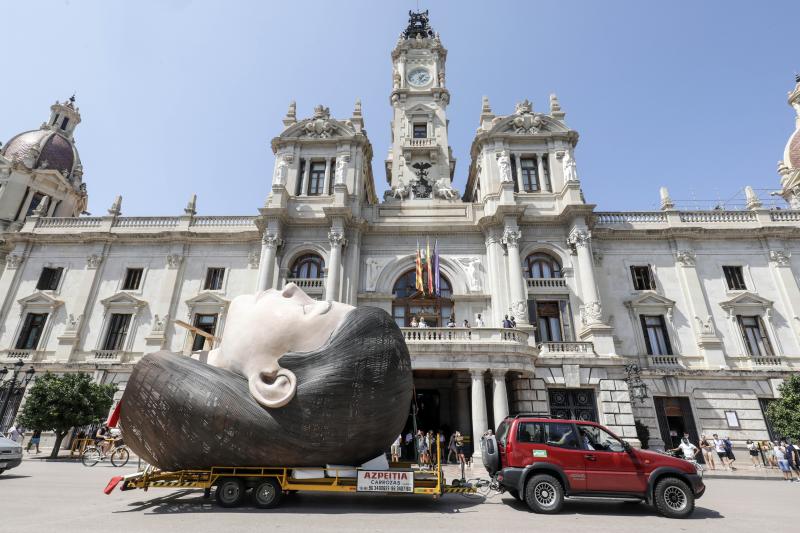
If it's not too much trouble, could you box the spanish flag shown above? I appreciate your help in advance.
[415,240,423,292]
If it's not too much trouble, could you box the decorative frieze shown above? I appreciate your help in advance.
[166,254,183,269]
[5,253,24,269]
[86,254,103,269]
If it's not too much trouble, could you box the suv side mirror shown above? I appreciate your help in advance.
[622,440,632,452]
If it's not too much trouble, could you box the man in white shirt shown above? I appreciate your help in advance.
[672,435,699,461]
[6,424,23,443]
[475,314,485,327]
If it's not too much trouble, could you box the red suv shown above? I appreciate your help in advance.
[483,415,705,519]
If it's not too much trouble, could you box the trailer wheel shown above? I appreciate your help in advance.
[252,478,283,509]
[215,478,245,508]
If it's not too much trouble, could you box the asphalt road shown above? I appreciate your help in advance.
[1,459,797,532]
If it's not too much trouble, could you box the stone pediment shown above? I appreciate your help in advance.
[17,291,64,310]
[624,292,676,309]
[487,113,569,136]
[719,291,773,310]
[281,117,356,140]
[185,291,230,312]
[404,103,437,116]
[101,292,146,309]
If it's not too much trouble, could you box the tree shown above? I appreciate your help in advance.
[766,375,800,440]
[17,372,116,458]
[635,419,651,449]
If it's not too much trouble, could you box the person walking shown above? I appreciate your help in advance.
[416,430,428,467]
[700,434,716,470]
[454,430,466,466]
[775,441,799,482]
[6,423,23,443]
[746,439,760,468]
[404,431,413,460]
[447,432,458,464]
[723,435,737,470]
[762,440,777,468]
[26,429,41,454]
[786,439,800,477]
[713,434,732,470]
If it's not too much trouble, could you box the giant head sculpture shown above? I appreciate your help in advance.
[120,285,412,470]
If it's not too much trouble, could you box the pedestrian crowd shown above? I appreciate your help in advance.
[391,429,472,468]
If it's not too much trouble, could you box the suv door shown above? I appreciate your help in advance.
[515,421,586,492]
[577,423,647,494]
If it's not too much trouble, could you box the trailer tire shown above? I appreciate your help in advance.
[252,478,283,509]
[215,477,245,508]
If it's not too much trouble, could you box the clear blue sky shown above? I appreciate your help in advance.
[1,0,797,214]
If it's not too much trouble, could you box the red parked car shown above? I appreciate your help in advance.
[482,415,705,518]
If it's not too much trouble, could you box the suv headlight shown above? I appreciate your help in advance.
[14,446,23,454]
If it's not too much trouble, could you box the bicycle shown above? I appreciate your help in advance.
[81,438,130,467]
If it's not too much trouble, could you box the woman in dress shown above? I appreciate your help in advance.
[699,434,716,470]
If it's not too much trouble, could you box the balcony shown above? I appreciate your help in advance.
[402,327,528,345]
[0,349,36,363]
[649,355,682,368]
[537,342,595,356]
[286,278,325,291]
[526,278,567,290]
[91,350,126,363]
[749,356,783,369]
[403,137,437,148]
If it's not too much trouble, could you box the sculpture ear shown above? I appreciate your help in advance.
[248,367,297,409]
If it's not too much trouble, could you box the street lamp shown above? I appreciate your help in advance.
[624,363,649,404]
[0,360,36,432]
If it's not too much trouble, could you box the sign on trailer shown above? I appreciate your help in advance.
[356,470,414,493]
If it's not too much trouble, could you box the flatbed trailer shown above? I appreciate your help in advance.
[105,440,478,508]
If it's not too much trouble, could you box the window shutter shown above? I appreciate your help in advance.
[648,265,656,290]
[528,300,539,343]
[630,265,637,289]
[559,300,573,341]
[659,315,673,355]
[640,314,653,355]
[736,315,752,355]
[757,316,774,356]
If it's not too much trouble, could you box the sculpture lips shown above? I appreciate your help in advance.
[119,306,413,470]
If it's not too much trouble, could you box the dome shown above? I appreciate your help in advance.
[787,130,800,169]
[1,128,79,177]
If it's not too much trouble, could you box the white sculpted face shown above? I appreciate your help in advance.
[207,283,354,409]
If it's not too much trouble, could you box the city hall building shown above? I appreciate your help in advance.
[1,12,799,453]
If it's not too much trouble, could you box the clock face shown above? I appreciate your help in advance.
[408,68,431,87]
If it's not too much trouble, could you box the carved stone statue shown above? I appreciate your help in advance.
[335,157,348,185]
[273,156,289,186]
[563,150,578,182]
[120,284,412,470]
[497,150,513,183]
[432,177,459,200]
[392,68,401,90]
[389,181,410,200]
[457,257,483,291]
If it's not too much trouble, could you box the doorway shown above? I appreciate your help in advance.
[653,396,703,462]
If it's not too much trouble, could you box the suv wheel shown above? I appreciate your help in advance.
[524,474,564,514]
[653,477,694,519]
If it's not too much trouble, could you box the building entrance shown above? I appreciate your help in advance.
[654,396,702,461]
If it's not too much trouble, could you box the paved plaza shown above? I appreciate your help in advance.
[1,458,797,533]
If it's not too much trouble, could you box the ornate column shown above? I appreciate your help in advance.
[503,227,528,324]
[325,230,346,302]
[491,369,509,429]
[470,369,488,459]
[323,158,333,196]
[568,228,603,326]
[256,231,282,291]
[300,158,310,196]
[484,227,506,326]
[514,153,524,192]
[537,154,547,191]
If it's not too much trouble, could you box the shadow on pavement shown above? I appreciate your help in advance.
[500,494,724,519]
[0,474,31,480]
[119,490,486,515]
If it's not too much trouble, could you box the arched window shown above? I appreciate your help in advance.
[392,270,452,327]
[290,253,325,279]
[524,252,562,279]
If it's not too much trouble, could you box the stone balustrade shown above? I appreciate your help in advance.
[402,327,528,345]
[649,355,681,367]
[404,137,436,148]
[35,217,103,228]
[286,277,325,290]
[92,350,125,363]
[678,210,757,223]
[749,356,783,368]
[537,341,595,355]
[594,212,667,224]
[114,217,180,228]
[30,215,258,232]
[593,209,800,229]
[1,349,34,362]
[192,216,257,227]
[526,277,567,289]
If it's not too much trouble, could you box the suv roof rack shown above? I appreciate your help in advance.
[510,413,552,419]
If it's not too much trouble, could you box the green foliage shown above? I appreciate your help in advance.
[635,419,650,449]
[766,375,800,439]
[17,372,116,457]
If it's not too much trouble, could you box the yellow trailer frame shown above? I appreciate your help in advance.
[114,436,477,503]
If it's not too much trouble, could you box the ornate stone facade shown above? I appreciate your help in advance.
[1,11,799,454]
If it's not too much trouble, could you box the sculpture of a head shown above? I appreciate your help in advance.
[207,283,354,409]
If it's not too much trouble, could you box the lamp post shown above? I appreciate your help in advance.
[0,360,36,432]
[624,363,649,404]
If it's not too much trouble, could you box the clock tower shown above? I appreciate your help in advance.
[385,11,457,201]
